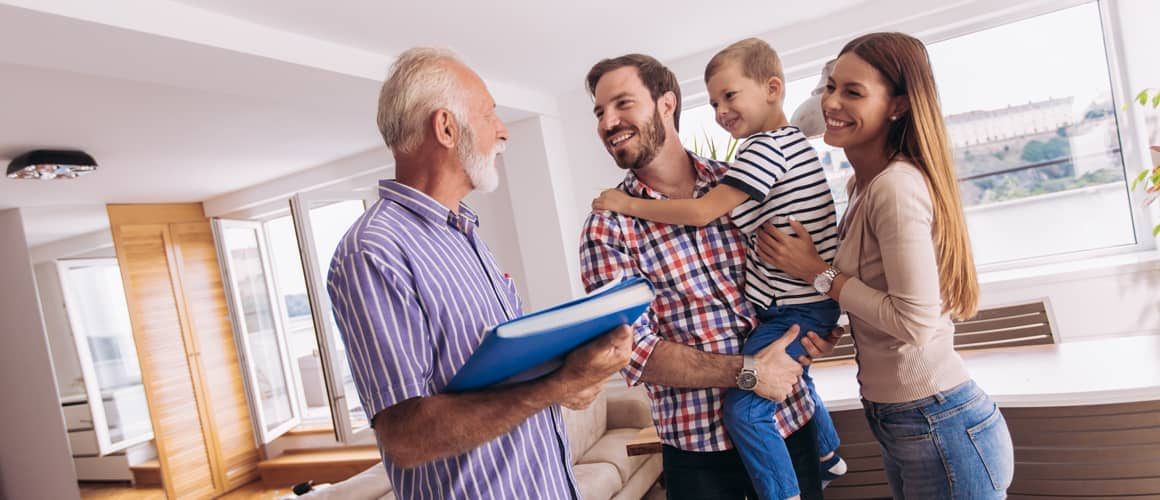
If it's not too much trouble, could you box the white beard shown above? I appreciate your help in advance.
[463,141,505,194]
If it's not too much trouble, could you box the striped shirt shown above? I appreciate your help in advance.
[580,152,815,450]
[720,126,839,309]
[327,180,577,500]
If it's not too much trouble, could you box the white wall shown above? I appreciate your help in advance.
[498,115,587,310]
[0,208,80,500]
[980,253,1160,341]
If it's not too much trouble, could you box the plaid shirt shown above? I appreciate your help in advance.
[579,152,815,451]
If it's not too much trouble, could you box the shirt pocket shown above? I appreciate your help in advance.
[500,273,522,316]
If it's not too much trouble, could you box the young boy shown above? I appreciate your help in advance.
[593,38,845,499]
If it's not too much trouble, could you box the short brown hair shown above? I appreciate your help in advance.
[704,38,784,87]
[585,54,682,131]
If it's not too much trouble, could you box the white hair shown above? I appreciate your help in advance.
[377,47,470,155]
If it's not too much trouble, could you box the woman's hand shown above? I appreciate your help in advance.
[756,217,829,281]
[592,188,632,213]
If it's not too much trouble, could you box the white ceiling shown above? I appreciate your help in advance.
[170,0,864,94]
[0,0,864,248]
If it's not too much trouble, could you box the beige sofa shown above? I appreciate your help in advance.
[299,378,662,500]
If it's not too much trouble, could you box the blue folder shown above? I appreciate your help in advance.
[445,276,654,392]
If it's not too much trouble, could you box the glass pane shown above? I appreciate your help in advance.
[223,226,294,432]
[61,261,153,451]
[266,216,333,427]
[306,200,370,431]
[929,2,1136,264]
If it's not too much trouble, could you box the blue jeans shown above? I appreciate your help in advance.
[724,300,840,499]
[862,380,1015,499]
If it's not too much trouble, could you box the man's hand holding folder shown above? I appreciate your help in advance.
[546,325,633,410]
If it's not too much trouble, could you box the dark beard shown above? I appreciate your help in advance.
[613,108,666,170]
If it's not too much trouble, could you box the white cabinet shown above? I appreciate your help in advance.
[63,398,156,482]
[63,402,93,431]
[68,429,100,456]
[74,455,134,482]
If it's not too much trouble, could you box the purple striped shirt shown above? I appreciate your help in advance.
[327,180,577,500]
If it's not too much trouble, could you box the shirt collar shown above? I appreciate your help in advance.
[621,150,722,200]
[378,180,480,234]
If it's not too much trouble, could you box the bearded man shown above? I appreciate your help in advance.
[326,47,632,499]
[579,53,842,499]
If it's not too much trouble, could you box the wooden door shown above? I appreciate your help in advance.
[170,221,260,490]
[109,204,259,499]
[113,222,217,500]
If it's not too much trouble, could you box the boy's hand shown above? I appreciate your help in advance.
[797,326,844,365]
[592,189,632,213]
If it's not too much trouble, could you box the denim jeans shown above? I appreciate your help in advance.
[723,300,839,499]
[662,420,820,500]
[862,380,1015,499]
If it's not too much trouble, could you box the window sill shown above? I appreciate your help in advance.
[977,249,1160,289]
[286,423,335,436]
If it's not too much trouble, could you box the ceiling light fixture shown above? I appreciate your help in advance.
[6,149,99,180]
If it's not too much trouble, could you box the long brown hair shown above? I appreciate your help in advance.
[840,32,979,320]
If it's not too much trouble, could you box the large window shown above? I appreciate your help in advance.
[58,259,153,454]
[266,215,334,427]
[214,194,376,445]
[681,2,1142,267]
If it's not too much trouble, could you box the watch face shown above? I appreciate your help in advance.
[814,274,832,294]
[738,372,758,390]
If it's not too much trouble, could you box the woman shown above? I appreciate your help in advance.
[758,32,1015,498]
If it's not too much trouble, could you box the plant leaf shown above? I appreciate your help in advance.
[1132,169,1148,190]
[1153,224,1160,238]
[1153,90,1160,108]
[1137,90,1149,106]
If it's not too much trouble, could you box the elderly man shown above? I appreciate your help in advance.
[327,47,632,499]
[579,54,841,499]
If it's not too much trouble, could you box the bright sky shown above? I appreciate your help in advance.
[684,2,1114,149]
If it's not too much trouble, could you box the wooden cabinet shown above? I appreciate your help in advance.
[108,204,259,499]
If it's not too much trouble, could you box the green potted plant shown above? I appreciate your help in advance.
[1129,89,1160,237]
[691,130,739,162]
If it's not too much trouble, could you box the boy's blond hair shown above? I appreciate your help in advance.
[704,38,784,88]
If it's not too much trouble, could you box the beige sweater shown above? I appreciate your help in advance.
[835,160,970,403]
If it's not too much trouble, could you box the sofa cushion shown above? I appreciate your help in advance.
[576,427,650,484]
[299,463,394,499]
[604,385,652,429]
[572,461,622,500]
[562,390,607,463]
[614,454,664,500]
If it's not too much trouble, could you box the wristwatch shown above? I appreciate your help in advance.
[813,266,840,294]
[736,355,758,390]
